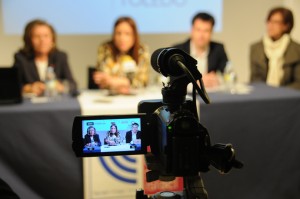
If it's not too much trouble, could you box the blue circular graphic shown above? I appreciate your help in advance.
[99,156,137,184]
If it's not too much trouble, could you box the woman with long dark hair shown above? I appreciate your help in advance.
[104,124,122,145]
[93,17,149,94]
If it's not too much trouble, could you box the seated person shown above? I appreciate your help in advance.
[13,19,78,96]
[250,7,300,89]
[104,124,121,145]
[173,12,228,88]
[93,16,150,94]
[125,123,141,144]
[84,126,101,147]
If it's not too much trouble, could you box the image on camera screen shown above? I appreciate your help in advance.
[82,118,142,154]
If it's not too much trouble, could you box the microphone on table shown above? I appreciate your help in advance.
[120,55,137,84]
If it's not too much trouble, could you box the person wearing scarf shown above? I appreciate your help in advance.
[250,7,300,89]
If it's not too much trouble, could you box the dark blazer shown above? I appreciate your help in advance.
[125,131,141,143]
[84,134,101,146]
[250,40,300,90]
[13,50,78,95]
[173,39,228,73]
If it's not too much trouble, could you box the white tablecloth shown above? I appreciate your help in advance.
[78,87,163,115]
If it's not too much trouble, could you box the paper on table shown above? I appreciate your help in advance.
[30,96,49,103]
[204,83,253,95]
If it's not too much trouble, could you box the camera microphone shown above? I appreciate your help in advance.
[151,47,210,104]
[151,47,198,77]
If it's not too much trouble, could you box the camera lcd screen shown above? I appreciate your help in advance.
[73,114,147,156]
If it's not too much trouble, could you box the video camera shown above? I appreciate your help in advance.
[72,48,243,199]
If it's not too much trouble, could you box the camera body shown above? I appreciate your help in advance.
[72,98,212,176]
[138,99,210,176]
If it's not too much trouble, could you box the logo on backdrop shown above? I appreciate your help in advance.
[120,0,188,7]
[99,156,137,184]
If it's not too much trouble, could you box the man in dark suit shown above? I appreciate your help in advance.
[125,123,141,144]
[173,12,228,88]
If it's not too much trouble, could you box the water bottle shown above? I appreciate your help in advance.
[45,66,58,98]
[223,62,237,93]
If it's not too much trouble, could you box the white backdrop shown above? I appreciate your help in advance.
[2,0,223,34]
